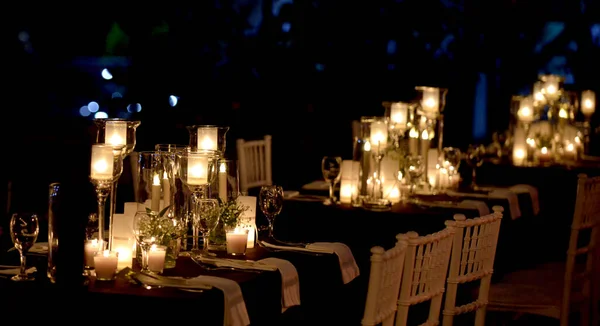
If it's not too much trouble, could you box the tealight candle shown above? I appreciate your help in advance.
[581,90,596,117]
[105,121,127,147]
[517,96,534,123]
[369,120,388,150]
[420,87,440,114]
[94,250,118,281]
[390,102,408,130]
[112,237,134,271]
[187,153,208,185]
[90,145,114,180]
[197,127,218,151]
[226,228,249,256]
[84,239,103,268]
[147,244,167,273]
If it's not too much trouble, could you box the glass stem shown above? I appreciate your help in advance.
[19,250,27,277]
[108,181,118,251]
[141,249,149,271]
[96,190,109,244]
[192,226,199,251]
[202,234,210,252]
[268,220,274,240]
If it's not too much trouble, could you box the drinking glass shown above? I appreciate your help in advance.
[259,185,284,240]
[406,155,425,196]
[466,144,486,190]
[132,211,162,273]
[195,198,220,255]
[442,147,462,188]
[9,212,39,281]
[321,156,342,205]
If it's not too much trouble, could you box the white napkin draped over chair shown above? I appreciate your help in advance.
[306,242,360,284]
[509,184,540,215]
[459,200,491,216]
[193,275,251,326]
[488,189,522,219]
[258,257,301,312]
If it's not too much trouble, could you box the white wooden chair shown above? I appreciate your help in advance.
[236,135,272,194]
[395,227,455,326]
[442,206,504,326]
[362,234,409,326]
[487,174,600,326]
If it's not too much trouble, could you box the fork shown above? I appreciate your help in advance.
[190,255,263,273]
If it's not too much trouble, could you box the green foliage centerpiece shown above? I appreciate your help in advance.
[141,206,186,268]
[208,198,249,250]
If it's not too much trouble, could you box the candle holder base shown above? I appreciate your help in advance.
[362,198,392,212]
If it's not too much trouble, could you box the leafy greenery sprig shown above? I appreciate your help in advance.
[141,206,186,244]
[218,199,249,228]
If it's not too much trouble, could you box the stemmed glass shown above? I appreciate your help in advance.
[194,198,220,255]
[132,211,163,273]
[466,144,486,190]
[406,155,425,196]
[442,147,462,189]
[321,156,342,205]
[9,212,39,281]
[259,185,284,241]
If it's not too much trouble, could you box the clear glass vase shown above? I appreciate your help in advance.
[186,125,230,154]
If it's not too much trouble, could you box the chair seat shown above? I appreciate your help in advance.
[487,261,585,319]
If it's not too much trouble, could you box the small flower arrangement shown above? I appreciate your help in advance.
[219,199,249,228]
[141,206,186,244]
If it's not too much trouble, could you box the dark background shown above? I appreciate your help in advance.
[2,0,600,218]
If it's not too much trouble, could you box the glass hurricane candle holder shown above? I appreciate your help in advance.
[94,119,140,250]
[186,125,229,155]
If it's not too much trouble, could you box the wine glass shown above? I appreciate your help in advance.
[194,198,220,256]
[406,155,425,196]
[132,211,162,273]
[442,147,462,188]
[9,212,39,281]
[466,144,486,190]
[321,156,342,205]
[259,185,284,241]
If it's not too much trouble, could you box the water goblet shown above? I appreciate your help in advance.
[259,185,284,241]
[132,211,162,273]
[406,155,425,196]
[466,144,486,190]
[321,156,342,205]
[9,212,39,281]
[195,198,220,255]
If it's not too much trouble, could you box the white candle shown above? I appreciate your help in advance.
[94,250,118,280]
[187,154,208,185]
[517,96,534,123]
[105,121,127,147]
[226,228,249,255]
[162,171,170,207]
[197,127,218,151]
[581,90,596,117]
[533,81,546,105]
[385,184,400,204]
[512,126,527,166]
[237,196,257,248]
[339,179,353,204]
[90,145,114,180]
[542,75,560,101]
[84,239,102,268]
[218,162,228,202]
[564,142,577,160]
[370,120,388,150]
[421,87,440,114]
[112,237,134,271]
[390,102,408,129]
[151,174,161,212]
[408,128,419,155]
[147,244,167,273]
[538,147,551,163]
[420,130,431,160]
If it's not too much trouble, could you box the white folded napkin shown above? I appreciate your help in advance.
[459,200,490,216]
[193,275,250,326]
[488,189,522,220]
[259,241,334,254]
[258,257,301,312]
[301,180,330,190]
[509,184,540,215]
[133,272,213,290]
[196,256,278,271]
[306,242,360,284]
[0,266,37,276]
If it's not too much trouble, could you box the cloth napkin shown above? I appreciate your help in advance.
[0,266,37,276]
[8,242,48,254]
[195,256,278,271]
[488,189,522,220]
[459,200,490,216]
[509,184,540,216]
[306,242,360,284]
[259,241,334,254]
[258,257,301,312]
[193,275,250,326]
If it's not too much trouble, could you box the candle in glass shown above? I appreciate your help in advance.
[162,171,170,207]
[151,174,161,212]
[542,75,561,101]
[421,87,440,114]
[408,128,419,155]
[512,126,527,166]
[111,237,133,271]
[197,127,218,151]
[94,250,118,281]
[91,145,114,180]
[105,121,127,147]
[517,96,534,123]
[147,244,166,273]
[369,120,388,150]
[581,90,596,117]
[188,154,208,185]
[390,102,408,130]
[533,81,546,105]
[218,161,228,202]
[226,228,249,255]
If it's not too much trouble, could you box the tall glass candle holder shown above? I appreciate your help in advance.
[186,125,229,155]
[90,144,123,245]
[94,119,140,250]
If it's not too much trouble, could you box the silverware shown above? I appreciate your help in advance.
[190,255,263,273]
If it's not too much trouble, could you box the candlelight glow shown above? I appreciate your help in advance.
[409,128,419,138]
[153,174,160,186]
[94,160,109,173]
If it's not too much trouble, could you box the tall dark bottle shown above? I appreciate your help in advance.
[48,183,60,283]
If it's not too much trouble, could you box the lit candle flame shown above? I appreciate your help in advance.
[153,174,160,186]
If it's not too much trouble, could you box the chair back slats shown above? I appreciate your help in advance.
[395,227,455,326]
[442,206,504,326]
[236,135,272,193]
[362,234,409,326]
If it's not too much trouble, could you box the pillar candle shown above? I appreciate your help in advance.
[512,126,527,166]
[151,174,161,212]
[112,237,134,271]
[147,244,166,273]
[162,171,170,207]
[218,162,228,202]
[84,239,102,268]
[420,130,431,159]
[408,128,419,155]
[226,228,249,255]
[94,250,118,280]
[581,90,596,117]
[340,179,353,204]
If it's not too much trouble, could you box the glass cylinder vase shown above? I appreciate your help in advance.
[186,125,230,155]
